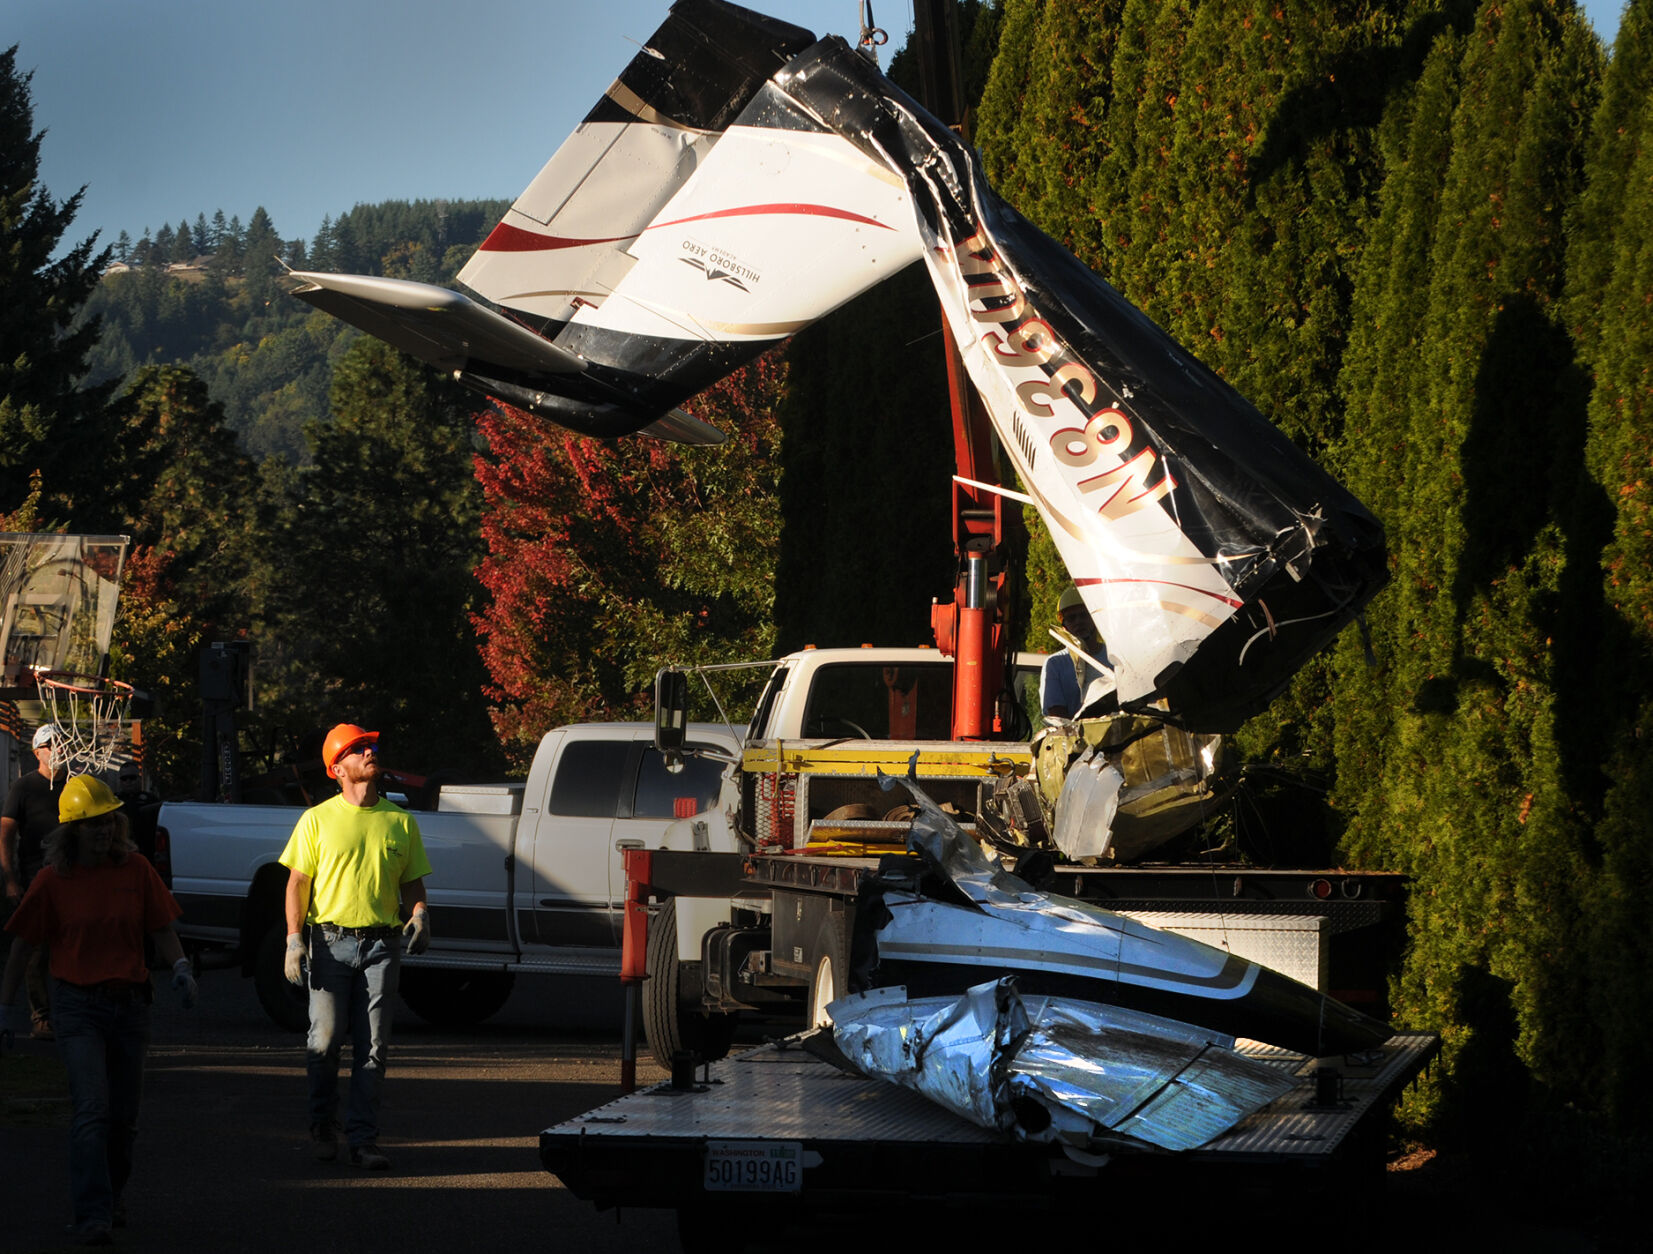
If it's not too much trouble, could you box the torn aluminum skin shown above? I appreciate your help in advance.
[1050,747,1124,860]
[870,768,1391,1057]
[828,979,1296,1153]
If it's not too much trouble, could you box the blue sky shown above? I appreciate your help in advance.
[13,0,877,254]
[12,0,1629,258]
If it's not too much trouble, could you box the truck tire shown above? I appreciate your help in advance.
[643,898,738,1069]
[253,923,310,1034]
[807,911,847,1028]
[398,968,515,1027]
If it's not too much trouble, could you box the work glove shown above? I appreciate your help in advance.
[171,958,199,1010]
[402,907,431,955]
[284,932,306,985]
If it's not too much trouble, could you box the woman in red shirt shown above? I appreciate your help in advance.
[1,774,197,1247]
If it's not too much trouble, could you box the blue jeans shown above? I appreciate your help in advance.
[307,928,400,1147]
[51,978,151,1230]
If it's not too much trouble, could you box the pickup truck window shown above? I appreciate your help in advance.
[548,740,630,817]
[632,745,725,819]
[803,663,955,740]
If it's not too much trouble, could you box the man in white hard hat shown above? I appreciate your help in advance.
[1041,587,1113,719]
[1,724,69,1037]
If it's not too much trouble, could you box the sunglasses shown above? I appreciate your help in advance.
[340,742,376,758]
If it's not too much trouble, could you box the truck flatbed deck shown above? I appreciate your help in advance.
[539,1029,1438,1217]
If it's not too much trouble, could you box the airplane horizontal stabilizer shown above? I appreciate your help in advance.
[284,271,585,376]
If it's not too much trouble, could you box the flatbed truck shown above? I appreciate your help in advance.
[539,1027,1439,1243]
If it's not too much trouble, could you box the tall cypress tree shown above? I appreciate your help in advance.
[1564,0,1653,1128]
[1331,0,1602,1135]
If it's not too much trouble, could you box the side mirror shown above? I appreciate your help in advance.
[655,667,689,755]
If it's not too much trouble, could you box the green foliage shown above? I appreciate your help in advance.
[474,358,787,766]
[252,338,500,779]
[0,45,113,516]
[1328,0,1607,1136]
[80,198,510,463]
[1563,0,1653,1128]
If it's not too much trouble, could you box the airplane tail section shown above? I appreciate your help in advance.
[456,0,818,331]
[290,0,1386,728]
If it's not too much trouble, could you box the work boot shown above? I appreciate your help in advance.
[310,1123,338,1162]
[347,1143,390,1170]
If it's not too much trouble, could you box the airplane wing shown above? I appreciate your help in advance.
[283,270,729,446]
[284,271,586,376]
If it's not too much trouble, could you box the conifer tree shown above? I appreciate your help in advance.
[98,366,260,792]
[1331,0,1602,1133]
[0,45,113,513]
[1563,0,1653,1127]
[255,338,498,776]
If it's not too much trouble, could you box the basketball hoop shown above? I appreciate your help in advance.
[34,670,134,775]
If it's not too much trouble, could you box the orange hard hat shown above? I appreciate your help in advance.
[322,723,379,770]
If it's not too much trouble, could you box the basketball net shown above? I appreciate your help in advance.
[35,671,134,775]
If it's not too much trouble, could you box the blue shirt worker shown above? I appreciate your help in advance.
[1041,586,1113,719]
[280,723,432,1171]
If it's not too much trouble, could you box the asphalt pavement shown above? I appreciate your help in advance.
[1,966,681,1254]
[2,960,1611,1254]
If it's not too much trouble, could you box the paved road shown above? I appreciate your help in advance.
[2,967,681,1254]
[3,961,1607,1254]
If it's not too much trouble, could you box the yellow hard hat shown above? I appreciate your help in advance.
[1058,586,1086,614]
[59,774,124,824]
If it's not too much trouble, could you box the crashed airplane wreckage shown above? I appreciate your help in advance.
[287,0,1387,736]
[288,0,1401,1138]
[867,770,1392,1060]
[827,981,1298,1154]
[815,769,1388,1151]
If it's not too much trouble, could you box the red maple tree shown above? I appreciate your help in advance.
[472,354,787,761]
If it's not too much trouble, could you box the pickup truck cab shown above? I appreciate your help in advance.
[165,721,741,1030]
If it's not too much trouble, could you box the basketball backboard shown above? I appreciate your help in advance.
[0,533,131,697]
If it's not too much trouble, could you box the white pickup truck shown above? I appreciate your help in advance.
[163,721,741,1030]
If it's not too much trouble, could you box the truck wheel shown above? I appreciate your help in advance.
[398,968,515,1026]
[253,923,310,1034]
[807,912,847,1028]
[643,898,738,1069]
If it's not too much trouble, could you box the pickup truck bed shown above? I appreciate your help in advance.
[540,1029,1438,1216]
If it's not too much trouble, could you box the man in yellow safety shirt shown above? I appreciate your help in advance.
[280,723,432,1171]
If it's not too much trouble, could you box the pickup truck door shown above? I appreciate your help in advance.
[524,734,633,947]
[523,734,730,948]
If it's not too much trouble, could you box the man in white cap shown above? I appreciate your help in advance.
[1,724,69,1036]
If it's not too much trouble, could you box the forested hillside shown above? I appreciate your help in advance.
[7,0,1653,1202]
[80,198,510,460]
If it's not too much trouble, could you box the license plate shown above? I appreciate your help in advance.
[703,1141,803,1193]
